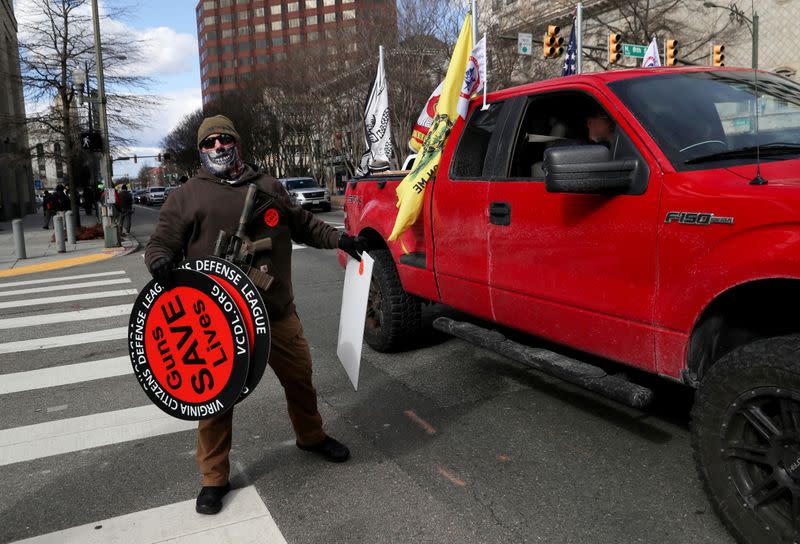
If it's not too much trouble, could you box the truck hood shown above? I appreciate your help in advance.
[724,158,800,187]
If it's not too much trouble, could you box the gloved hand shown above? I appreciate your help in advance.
[149,256,175,290]
[338,234,369,262]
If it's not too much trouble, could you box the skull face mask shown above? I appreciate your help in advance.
[199,144,244,183]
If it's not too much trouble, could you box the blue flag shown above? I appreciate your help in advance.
[562,24,577,76]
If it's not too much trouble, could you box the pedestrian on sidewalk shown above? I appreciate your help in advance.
[41,190,54,229]
[116,184,133,235]
[145,114,369,516]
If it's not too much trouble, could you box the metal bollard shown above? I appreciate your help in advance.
[12,219,26,259]
[65,210,76,244]
[54,215,66,253]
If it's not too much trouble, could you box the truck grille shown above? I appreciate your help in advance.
[305,191,325,199]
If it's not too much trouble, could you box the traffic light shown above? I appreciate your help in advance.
[608,32,622,65]
[712,44,725,67]
[157,153,162,162]
[666,39,679,66]
[543,25,564,59]
[133,154,137,164]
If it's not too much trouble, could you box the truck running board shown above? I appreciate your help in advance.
[432,317,653,409]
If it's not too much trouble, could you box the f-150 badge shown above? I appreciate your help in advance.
[664,212,734,225]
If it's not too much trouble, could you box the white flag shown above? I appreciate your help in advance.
[642,37,661,68]
[358,47,393,175]
[457,35,487,119]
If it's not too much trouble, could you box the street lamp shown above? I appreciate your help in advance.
[703,1,758,69]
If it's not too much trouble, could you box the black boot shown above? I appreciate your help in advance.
[297,435,350,463]
[195,483,231,515]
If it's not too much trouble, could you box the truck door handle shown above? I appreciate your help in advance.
[489,202,511,226]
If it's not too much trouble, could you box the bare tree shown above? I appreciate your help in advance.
[161,108,205,177]
[17,0,156,225]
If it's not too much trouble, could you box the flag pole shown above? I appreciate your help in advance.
[481,32,489,110]
[471,0,478,45]
[576,2,582,74]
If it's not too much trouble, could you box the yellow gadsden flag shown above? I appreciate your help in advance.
[388,12,473,242]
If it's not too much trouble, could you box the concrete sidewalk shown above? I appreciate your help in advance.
[0,212,139,277]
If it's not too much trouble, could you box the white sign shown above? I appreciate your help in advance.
[336,252,374,390]
[518,32,532,56]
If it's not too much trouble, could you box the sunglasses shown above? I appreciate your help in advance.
[200,134,236,150]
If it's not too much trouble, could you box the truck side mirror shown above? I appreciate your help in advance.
[543,145,638,194]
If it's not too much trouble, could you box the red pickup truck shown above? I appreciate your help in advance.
[341,67,800,543]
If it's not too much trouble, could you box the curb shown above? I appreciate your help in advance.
[0,234,141,278]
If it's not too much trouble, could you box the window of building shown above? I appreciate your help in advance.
[236,0,248,4]
[203,0,216,8]
[270,4,281,14]
[205,31,218,40]
[305,0,317,6]
[237,26,253,36]
[239,41,251,51]
[287,1,299,11]
[288,17,300,28]
[274,52,287,61]
[323,11,336,22]
[222,28,234,38]
[254,7,265,16]
[54,143,63,179]
[238,10,250,20]
[204,15,217,25]
[323,0,335,5]
[255,23,266,32]
[257,54,270,63]
[255,38,268,48]
[342,9,355,19]
[307,31,319,41]
[271,20,282,30]
[346,42,357,52]
[306,15,317,25]
[220,0,232,6]
[221,13,232,22]
[289,34,301,44]
[222,44,234,53]
[223,74,236,83]
[36,144,45,176]
[273,36,284,45]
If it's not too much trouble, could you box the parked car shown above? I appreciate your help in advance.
[133,189,146,204]
[343,67,800,543]
[279,177,331,212]
[141,186,167,206]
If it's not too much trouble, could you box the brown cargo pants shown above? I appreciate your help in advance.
[196,312,327,486]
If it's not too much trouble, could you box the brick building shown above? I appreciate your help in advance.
[0,0,33,221]
[195,0,395,107]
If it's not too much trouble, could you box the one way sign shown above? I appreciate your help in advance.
[80,131,102,152]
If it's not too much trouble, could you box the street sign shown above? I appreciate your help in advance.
[518,32,532,56]
[622,44,647,58]
[34,179,42,190]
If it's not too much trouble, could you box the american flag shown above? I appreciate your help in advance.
[562,24,577,76]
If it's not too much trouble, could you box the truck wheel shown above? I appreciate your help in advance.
[692,335,800,544]
[364,249,421,352]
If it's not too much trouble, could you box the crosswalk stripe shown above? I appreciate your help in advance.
[0,356,131,395]
[0,404,195,467]
[0,278,132,298]
[12,485,287,543]
[0,289,138,310]
[0,270,126,289]
[0,327,128,354]
[0,304,133,330]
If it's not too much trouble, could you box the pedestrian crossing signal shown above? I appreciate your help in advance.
[79,131,103,152]
[608,33,622,65]
[543,25,564,59]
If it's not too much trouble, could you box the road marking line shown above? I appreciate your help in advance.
[0,304,133,330]
[0,404,196,467]
[0,278,131,298]
[11,485,287,544]
[0,253,114,278]
[404,409,437,435]
[437,466,467,487]
[0,270,126,289]
[46,405,68,413]
[0,356,131,394]
[0,289,138,310]
[0,327,127,354]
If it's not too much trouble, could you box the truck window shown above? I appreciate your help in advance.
[505,91,640,181]
[450,101,505,179]
[609,71,800,170]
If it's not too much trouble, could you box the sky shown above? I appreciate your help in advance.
[15,0,203,179]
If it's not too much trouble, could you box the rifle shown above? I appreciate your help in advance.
[213,183,275,292]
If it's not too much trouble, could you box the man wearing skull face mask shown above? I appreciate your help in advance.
[145,115,369,515]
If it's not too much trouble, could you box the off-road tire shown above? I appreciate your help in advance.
[692,335,800,544]
[364,249,421,352]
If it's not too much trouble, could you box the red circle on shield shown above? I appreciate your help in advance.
[264,208,279,227]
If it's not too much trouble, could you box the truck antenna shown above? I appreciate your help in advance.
[749,0,767,185]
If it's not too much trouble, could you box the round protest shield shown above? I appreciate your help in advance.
[180,257,270,402]
[128,269,250,420]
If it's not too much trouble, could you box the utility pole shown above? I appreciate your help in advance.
[91,0,119,247]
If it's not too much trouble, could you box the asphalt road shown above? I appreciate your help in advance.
[0,202,735,543]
